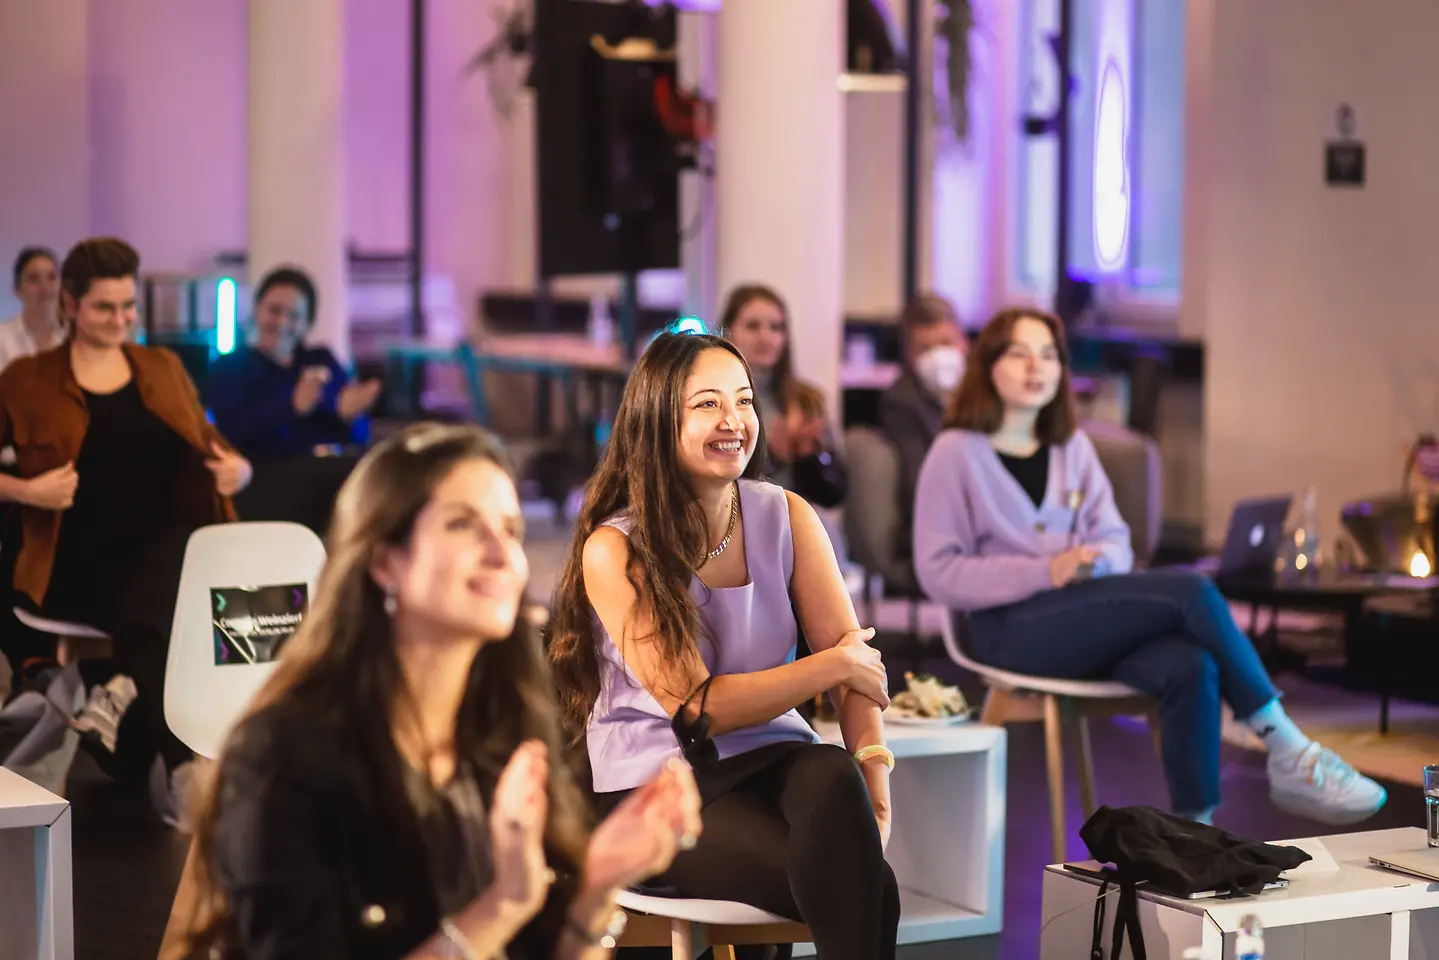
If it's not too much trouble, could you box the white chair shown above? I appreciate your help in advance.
[939,613,1160,863]
[156,521,327,960]
[615,890,811,960]
[163,521,326,760]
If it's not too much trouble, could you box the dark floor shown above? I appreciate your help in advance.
[68,651,1423,960]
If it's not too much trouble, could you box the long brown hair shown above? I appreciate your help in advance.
[718,284,825,420]
[548,333,766,739]
[944,306,1078,444]
[183,423,590,957]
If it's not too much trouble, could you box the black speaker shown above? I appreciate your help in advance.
[533,0,680,277]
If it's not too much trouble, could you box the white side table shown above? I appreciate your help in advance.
[1040,827,1439,960]
[0,767,73,960]
[810,719,1007,949]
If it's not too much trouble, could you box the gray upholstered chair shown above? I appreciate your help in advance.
[841,427,924,644]
[1084,418,1163,567]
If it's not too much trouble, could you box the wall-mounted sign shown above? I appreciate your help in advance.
[1326,103,1364,187]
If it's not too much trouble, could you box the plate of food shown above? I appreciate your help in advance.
[885,673,972,726]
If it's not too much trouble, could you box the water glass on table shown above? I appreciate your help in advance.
[1426,765,1439,847]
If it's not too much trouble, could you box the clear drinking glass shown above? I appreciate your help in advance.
[1425,765,1439,847]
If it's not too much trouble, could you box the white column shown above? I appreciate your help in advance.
[249,0,348,362]
[678,9,719,322]
[716,0,845,412]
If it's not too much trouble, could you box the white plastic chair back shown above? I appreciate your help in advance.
[163,522,327,759]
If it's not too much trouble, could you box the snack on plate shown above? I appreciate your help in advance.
[889,672,968,719]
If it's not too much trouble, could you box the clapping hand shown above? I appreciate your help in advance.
[205,442,252,496]
[337,378,383,422]
[292,366,330,416]
[488,741,555,922]
[583,758,702,894]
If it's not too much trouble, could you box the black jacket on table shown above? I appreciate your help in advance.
[209,697,570,960]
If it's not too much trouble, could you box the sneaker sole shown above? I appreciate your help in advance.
[1271,786,1388,825]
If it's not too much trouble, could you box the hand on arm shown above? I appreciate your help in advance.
[785,490,892,848]
[582,527,885,738]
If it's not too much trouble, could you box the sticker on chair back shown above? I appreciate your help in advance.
[211,584,309,665]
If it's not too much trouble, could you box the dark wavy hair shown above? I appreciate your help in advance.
[944,306,1078,444]
[183,423,590,957]
[254,265,318,330]
[548,333,766,739]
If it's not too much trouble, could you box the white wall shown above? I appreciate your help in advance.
[87,0,248,273]
[0,0,519,327]
[1186,0,1439,540]
[0,1,90,319]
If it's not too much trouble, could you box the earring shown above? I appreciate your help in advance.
[383,587,397,617]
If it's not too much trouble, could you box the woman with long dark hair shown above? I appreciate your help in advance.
[914,306,1385,825]
[719,285,847,508]
[548,333,900,959]
[182,423,701,960]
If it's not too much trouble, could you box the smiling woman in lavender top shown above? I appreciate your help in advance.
[914,307,1385,826]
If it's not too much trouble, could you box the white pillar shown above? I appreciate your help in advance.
[249,0,349,362]
[716,0,845,413]
[678,9,719,323]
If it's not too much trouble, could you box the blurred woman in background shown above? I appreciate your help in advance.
[720,285,847,509]
[0,246,63,372]
[183,423,701,960]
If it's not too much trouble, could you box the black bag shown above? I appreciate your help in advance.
[1079,805,1311,959]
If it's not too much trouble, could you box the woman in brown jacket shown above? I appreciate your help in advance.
[0,237,250,814]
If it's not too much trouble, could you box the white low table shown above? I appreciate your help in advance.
[1040,827,1439,960]
[810,719,1007,950]
[0,766,73,960]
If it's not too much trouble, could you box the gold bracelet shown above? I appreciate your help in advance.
[853,745,895,769]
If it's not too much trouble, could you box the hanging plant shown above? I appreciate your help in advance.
[934,0,974,143]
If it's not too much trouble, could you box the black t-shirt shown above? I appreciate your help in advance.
[997,447,1049,508]
[65,380,214,537]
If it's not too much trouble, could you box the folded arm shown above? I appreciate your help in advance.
[582,527,852,737]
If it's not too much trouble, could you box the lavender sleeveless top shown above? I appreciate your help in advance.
[587,479,821,792]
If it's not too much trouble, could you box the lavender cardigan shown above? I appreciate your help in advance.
[913,429,1134,612]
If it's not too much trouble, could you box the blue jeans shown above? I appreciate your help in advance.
[966,570,1278,813]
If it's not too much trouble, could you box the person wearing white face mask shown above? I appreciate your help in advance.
[879,294,967,580]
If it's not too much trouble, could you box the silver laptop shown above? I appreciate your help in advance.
[1193,495,1293,578]
[1370,848,1439,882]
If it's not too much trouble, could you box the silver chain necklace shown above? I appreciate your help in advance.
[704,484,740,560]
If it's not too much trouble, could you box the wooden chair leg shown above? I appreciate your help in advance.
[1076,714,1098,819]
[1148,710,1164,761]
[713,945,738,960]
[670,918,693,960]
[1042,694,1067,864]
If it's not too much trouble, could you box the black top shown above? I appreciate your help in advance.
[67,381,214,538]
[211,698,569,960]
[402,764,492,919]
[997,447,1049,508]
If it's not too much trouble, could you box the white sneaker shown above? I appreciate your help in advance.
[149,756,198,833]
[1269,741,1387,824]
[73,675,138,753]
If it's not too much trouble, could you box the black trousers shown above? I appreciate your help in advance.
[599,742,901,960]
[38,527,195,778]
